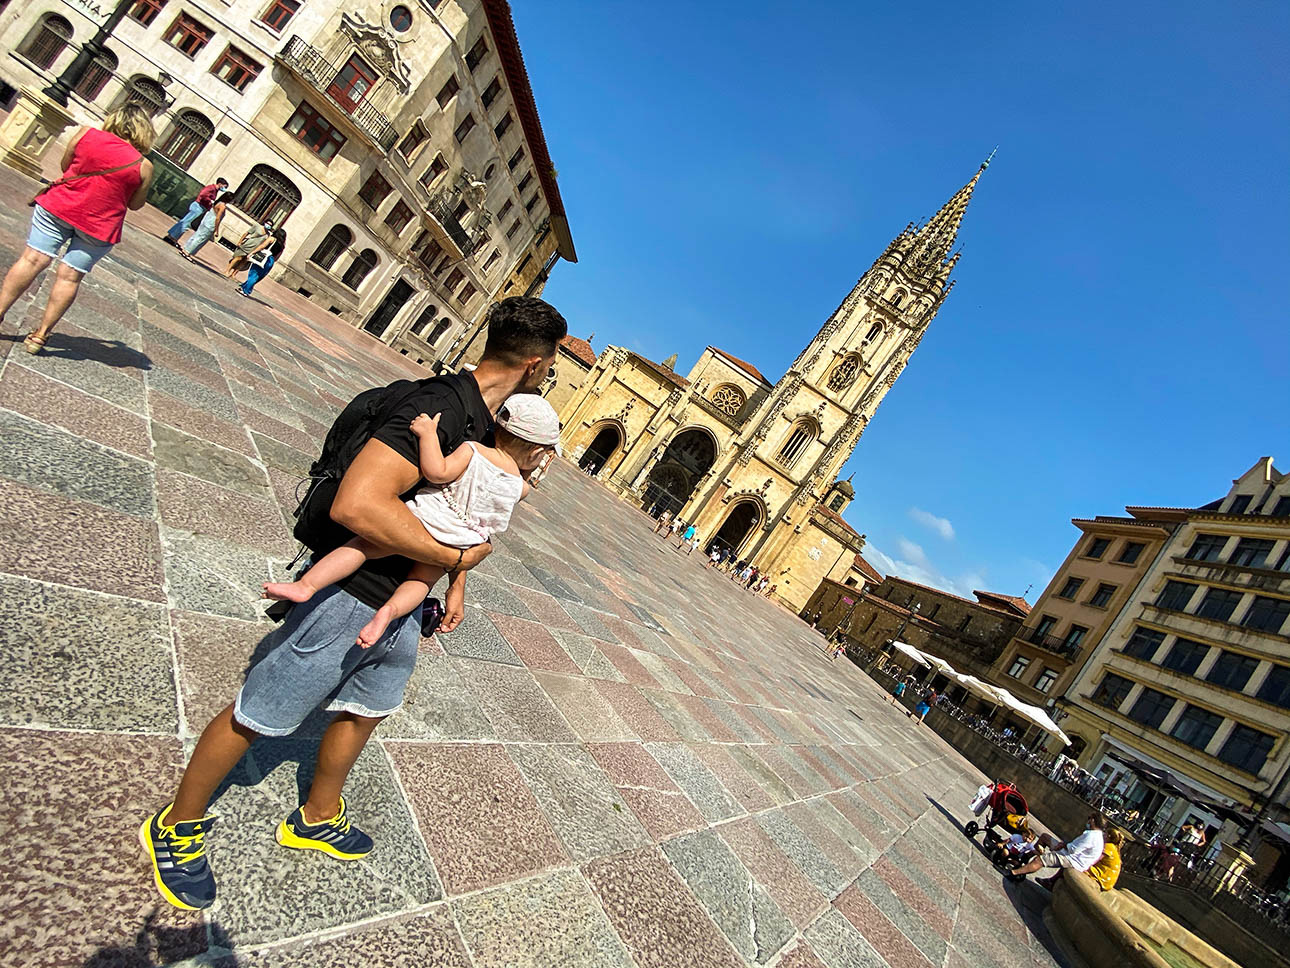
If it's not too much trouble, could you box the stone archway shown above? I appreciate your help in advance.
[579,425,621,476]
[709,500,762,557]
[642,428,716,517]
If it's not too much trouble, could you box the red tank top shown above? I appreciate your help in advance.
[39,128,143,245]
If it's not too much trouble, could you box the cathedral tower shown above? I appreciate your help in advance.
[555,158,990,609]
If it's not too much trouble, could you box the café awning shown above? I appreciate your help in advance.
[890,642,931,667]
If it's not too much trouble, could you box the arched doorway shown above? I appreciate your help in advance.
[710,500,761,557]
[642,428,716,517]
[579,425,620,476]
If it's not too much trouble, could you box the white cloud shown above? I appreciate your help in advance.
[908,507,955,541]
[867,538,987,600]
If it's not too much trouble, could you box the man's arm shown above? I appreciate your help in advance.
[330,438,490,571]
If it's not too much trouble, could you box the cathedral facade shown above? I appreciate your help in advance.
[558,160,990,611]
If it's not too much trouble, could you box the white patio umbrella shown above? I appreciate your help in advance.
[890,641,930,667]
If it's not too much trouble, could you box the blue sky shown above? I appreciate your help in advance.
[513,0,1290,600]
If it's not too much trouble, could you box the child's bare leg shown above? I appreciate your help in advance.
[264,538,384,602]
[356,562,444,647]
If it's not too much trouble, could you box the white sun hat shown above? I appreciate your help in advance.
[497,393,561,446]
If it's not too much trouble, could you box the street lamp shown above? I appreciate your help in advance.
[44,0,135,108]
[885,601,920,651]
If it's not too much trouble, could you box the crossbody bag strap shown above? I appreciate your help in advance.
[36,156,144,195]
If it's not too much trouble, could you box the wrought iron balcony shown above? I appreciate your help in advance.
[1017,626,1083,660]
[276,36,398,152]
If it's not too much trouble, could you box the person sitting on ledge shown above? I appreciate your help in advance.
[1008,812,1106,883]
[1086,827,1125,891]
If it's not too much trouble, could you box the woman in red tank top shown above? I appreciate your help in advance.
[0,103,155,354]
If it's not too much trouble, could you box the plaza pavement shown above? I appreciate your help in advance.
[0,163,1067,968]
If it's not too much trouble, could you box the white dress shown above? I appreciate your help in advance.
[405,442,524,549]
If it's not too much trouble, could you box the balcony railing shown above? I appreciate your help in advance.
[277,36,398,151]
[1017,626,1083,659]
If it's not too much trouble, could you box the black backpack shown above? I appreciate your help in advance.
[292,371,476,556]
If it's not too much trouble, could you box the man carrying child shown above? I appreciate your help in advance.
[140,297,568,911]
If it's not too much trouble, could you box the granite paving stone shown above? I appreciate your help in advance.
[150,421,272,497]
[835,884,936,968]
[593,680,680,741]
[169,607,271,733]
[387,742,566,895]
[381,652,498,741]
[0,730,206,968]
[583,847,745,968]
[452,869,635,968]
[0,363,151,459]
[758,809,850,898]
[156,469,294,557]
[693,742,777,812]
[239,907,471,968]
[535,671,638,741]
[804,907,889,968]
[460,658,578,742]
[435,608,522,664]
[853,867,949,965]
[507,743,651,862]
[719,816,829,928]
[0,477,165,601]
[0,409,155,518]
[148,387,255,456]
[646,742,745,823]
[642,687,711,740]
[489,611,581,673]
[160,527,274,621]
[12,337,149,412]
[461,572,539,619]
[662,829,795,963]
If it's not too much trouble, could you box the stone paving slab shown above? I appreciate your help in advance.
[0,162,1069,967]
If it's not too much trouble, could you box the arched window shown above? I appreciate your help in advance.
[890,290,906,308]
[483,163,496,181]
[73,48,117,102]
[156,110,213,170]
[776,421,816,468]
[829,494,846,511]
[341,248,379,289]
[412,304,439,336]
[20,14,72,70]
[827,356,859,392]
[121,75,167,116]
[864,322,883,343]
[710,384,745,416]
[309,224,353,270]
[233,165,301,226]
[427,319,451,344]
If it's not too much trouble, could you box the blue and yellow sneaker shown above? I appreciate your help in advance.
[140,804,217,910]
[275,795,373,860]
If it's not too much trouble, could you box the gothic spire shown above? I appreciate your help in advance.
[911,151,994,269]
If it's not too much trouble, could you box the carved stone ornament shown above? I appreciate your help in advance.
[711,384,745,416]
[340,13,412,93]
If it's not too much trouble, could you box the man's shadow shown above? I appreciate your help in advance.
[82,914,231,968]
[3,331,152,371]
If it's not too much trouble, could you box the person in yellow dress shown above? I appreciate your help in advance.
[1087,827,1125,890]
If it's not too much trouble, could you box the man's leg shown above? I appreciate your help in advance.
[301,711,384,824]
[170,704,259,822]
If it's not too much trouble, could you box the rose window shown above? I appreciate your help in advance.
[711,385,745,416]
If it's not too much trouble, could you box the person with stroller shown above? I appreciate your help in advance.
[992,824,1039,869]
[1008,812,1106,883]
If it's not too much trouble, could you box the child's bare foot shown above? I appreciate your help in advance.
[357,605,396,648]
[263,581,316,603]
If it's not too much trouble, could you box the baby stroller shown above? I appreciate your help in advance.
[964,781,1028,846]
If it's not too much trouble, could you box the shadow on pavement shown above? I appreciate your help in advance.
[1,331,152,371]
[81,911,232,968]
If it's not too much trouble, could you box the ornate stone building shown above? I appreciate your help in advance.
[560,159,991,611]
[0,0,574,360]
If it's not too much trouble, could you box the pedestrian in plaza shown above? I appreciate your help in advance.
[678,522,697,549]
[1086,828,1125,891]
[707,547,722,568]
[181,187,230,261]
[914,687,937,723]
[1008,812,1107,883]
[164,177,227,246]
[0,105,155,355]
[239,227,287,297]
[225,218,275,277]
[745,566,760,589]
[890,679,907,706]
[687,536,700,555]
[670,517,684,540]
[655,510,673,535]
[139,297,568,912]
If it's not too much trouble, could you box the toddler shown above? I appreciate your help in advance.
[264,393,559,645]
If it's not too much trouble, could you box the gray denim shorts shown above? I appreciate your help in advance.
[234,583,422,736]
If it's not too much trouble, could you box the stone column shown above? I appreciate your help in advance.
[0,89,75,180]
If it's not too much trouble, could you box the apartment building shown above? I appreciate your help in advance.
[0,0,575,358]
[992,513,1175,737]
[1062,458,1290,859]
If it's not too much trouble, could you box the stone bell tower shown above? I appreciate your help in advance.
[706,156,991,572]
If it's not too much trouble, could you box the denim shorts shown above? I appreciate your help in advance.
[234,583,422,736]
[28,205,113,274]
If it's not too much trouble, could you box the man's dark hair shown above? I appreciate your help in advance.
[482,297,567,364]
[216,177,229,186]
[1090,811,1107,830]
